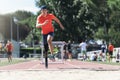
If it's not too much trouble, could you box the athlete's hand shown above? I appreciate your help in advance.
[59,24,65,30]
[61,27,65,30]
[36,20,49,28]
[43,20,49,26]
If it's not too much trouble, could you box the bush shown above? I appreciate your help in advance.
[20,47,41,57]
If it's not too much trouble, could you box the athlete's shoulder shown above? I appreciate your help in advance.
[48,13,56,19]
[48,13,55,16]
[37,14,42,18]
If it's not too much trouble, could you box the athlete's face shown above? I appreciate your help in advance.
[41,9,48,15]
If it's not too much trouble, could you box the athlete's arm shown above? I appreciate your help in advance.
[53,17,64,30]
[36,20,42,28]
[36,20,49,28]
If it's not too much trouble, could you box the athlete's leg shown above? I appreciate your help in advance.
[44,44,49,52]
[9,52,12,62]
[7,52,11,62]
[43,34,48,53]
[68,50,72,60]
[47,33,55,61]
[44,44,48,68]
[43,35,49,68]
[8,55,10,62]
[47,34,54,55]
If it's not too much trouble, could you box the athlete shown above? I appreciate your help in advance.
[36,5,64,60]
[5,40,13,62]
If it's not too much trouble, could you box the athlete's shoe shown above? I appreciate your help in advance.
[50,54,55,61]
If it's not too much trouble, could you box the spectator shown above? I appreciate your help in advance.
[91,52,98,61]
[79,39,88,61]
[63,42,67,60]
[67,40,72,60]
[5,40,14,62]
[108,42,114,62]
[101,40,107,61]
[0,42,2,53]
[116,49,120,63]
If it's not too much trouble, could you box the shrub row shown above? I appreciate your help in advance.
[20,47,41,57]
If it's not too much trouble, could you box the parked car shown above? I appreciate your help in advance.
[19,42,28,48]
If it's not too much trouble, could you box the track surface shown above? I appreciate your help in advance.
[0,59,120,71]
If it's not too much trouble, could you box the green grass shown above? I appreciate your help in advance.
[87,60,120,66]
[95,61,120,66]
[0,58,36,67]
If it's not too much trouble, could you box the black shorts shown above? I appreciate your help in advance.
[7,52,12,56]
[109,51,113,57]
[42,32,54,45]
[68,49,72,53]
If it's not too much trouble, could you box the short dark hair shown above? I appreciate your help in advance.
[40,5,47,10]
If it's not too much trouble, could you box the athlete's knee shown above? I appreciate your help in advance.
[47,35,53,44]
[47,39,52,45]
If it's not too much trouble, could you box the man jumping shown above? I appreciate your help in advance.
[36,5,64,61]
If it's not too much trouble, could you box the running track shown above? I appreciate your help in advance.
[0,60,120,71]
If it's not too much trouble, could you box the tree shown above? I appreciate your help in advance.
[108,27,120,47]
[35,0,100,42]
[92,0,111,42]
[94,0,120,46]
[107,0,120,47]
[35,0,120,47]
[107,0,120,30]
[12,10,36,41]
[13,10,34,21]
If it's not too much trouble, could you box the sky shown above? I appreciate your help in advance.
[0,0,40,14]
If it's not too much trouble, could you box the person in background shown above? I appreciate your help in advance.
[90,52,98,61]
[101,40,107,61]
[67,40,72,60]
[108,42,114,62]
[79,39,88,61]
[0,42,2,53]
[116,49,120,63]
[63,42,67,60]
[5,40,13,62]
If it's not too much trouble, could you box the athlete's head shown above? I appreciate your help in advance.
[40,5,47,10]
[40,5,48,15]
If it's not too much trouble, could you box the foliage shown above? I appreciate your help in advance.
[4,0,119,47]
[35,0,101,42]
[20,47,41,57]
[94,28,106,39]
[107,0,120,10]
[108,27,120,47]
[12,10,41,42]
[13,10,34,21]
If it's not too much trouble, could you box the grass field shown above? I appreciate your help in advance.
[95,61,120,65]
[86,59,120,66]
[0,58,36,67]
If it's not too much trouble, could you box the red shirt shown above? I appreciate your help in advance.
[108,44,114,51]
[37,13,55,34]
[6,43,13,52]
